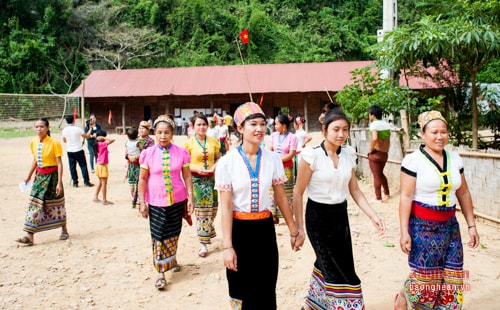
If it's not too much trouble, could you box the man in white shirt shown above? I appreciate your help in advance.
[62,115,94,187]
[174,116,183,135]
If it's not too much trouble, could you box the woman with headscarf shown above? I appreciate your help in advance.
[138,115,194,290]
[394,111,480,310]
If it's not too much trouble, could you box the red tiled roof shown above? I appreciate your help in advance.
[68,61,438,98]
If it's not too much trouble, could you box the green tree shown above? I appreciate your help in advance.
[374,0,500,149]
[335,66,422,128]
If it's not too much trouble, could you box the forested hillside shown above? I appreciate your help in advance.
[0,0,424,94]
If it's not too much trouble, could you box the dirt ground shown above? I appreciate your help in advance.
[0,130,498,309]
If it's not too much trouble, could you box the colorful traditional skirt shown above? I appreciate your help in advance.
[127,162,140,207]
[219,138,227,156]
[23,169,66,234]
[227,215,278,309]
[270,164,294,219]
[192,175,218,244]
[403,208,464,310]
[305,199,364,310]
[148,201,185,273]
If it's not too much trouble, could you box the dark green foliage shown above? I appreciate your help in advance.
[1,0,498,99]
[0,0,388,93]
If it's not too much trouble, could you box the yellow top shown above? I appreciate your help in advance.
[30,136,63,167]
[183,135,220,169]
[224,114,233,127]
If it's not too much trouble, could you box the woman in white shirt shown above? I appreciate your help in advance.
[293,110,385,310]
[215,102,303,309]
[395,111,479,310]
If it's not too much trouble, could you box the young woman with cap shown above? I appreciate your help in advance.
[215,102,303,309]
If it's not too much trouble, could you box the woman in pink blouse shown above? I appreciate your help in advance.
[269,113,298,224]
[138,116,194,290]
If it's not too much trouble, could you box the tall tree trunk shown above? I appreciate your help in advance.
[471,72,478,150]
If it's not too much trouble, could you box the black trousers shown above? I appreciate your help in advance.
[67,150,91,185]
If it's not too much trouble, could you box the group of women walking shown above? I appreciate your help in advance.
[17,104,480,310]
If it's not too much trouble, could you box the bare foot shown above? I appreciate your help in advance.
[394,289,407,310]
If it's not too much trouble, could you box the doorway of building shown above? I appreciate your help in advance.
[144,106,151,121]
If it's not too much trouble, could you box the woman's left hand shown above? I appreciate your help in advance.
[139,202,149,219]
[467,226,480,248]
[55,183,63,196]
[186,199,194,216]
[371,216,386,235]
[291,230,305,251]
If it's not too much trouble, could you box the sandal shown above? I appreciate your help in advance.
[198,245,208,258]
[172,265,181,273]
[155,278,166,290]
[60,232,69,240]
[15,236,33,246]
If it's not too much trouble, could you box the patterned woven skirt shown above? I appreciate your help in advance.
[148,201,185,273]
[193,175,218,244]
[23,170,66,234]
[269,165,294,219]
[403,214,464,309]
[305,199,364,310]
[227,215,278,309]
[127,162,140,207]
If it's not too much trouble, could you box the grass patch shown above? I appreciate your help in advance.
[0,127,62,138]
[0,127,34,138]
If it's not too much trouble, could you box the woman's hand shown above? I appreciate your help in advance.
[467,226,480,249]
[55,183,63,196]
[371,215,386,235]
[186,198,194,216]
[291,230,305,251]
[223,248,238,272]
[400,232,412,255]
[139,202,149,219]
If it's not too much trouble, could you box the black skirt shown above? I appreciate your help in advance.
[227,215,278,310]
[305,199,360,286]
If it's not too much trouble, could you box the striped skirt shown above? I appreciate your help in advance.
[23,170,66,234]
[148,201,185,273]
[305,199,364,310]
[193,175,218,244]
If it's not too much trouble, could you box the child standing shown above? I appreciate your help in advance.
[93,130,115,205]
[125,127,141,208]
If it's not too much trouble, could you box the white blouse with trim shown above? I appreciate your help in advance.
[301,144,356,205]
[215,147,287,213]
[401,148,463,207]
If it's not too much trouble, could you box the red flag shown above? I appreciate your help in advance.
[239,29,249,44]
[259,93,264,106]
[73,107,77,120]
[108,109,113,125]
